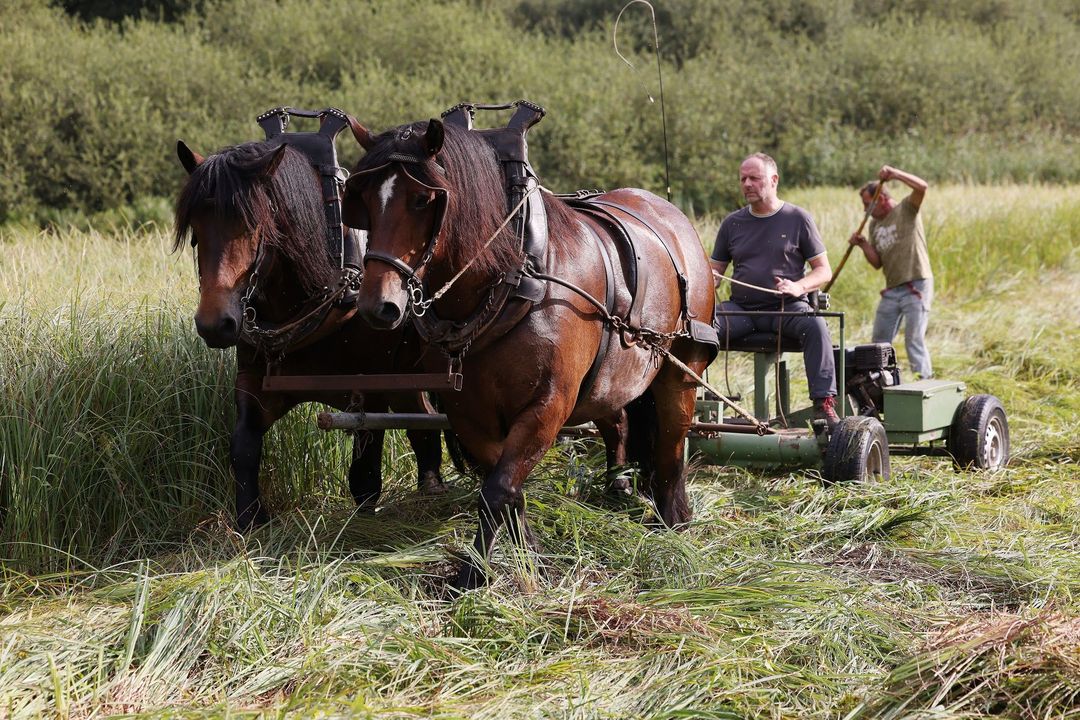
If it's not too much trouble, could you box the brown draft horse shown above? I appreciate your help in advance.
[342,118,716,588]
[173,139,447,530]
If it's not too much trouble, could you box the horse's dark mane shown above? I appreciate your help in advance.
[174,142,335,293]
[355,122,578,277]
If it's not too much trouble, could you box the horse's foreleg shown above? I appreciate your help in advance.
[231,420,267,531]
[456,415,561,590]
[232,374,289,531]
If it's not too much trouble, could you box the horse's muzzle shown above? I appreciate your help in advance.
[195,311,241,348]
[360,300,405,331]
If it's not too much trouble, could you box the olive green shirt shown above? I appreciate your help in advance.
[868,195,931,288]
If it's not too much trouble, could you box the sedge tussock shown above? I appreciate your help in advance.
[850,611,1080,719]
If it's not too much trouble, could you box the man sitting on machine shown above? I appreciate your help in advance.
[710,152,839,430]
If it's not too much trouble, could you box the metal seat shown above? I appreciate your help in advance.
[721,331,804,354]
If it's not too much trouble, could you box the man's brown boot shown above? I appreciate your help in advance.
[813,396,840,431]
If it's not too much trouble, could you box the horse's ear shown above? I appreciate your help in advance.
[177,140,204,175]
[261,144,289,178]
[348,115,374,151]
[423,118,444,157]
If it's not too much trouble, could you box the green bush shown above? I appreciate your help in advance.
[2,0,1079,223]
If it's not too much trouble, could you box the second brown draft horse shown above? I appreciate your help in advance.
[174,139,447,530]
[342,117,716,588]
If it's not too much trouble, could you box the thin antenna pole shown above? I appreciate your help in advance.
[614,0,672,202]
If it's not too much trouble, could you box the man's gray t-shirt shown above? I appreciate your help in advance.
[711,203,826,309]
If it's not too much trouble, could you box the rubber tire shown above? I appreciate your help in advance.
[822,416,891,483]
[948,394,1009,470]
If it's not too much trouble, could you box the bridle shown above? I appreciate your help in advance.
[349,143,449,318]
[189,107,367,359]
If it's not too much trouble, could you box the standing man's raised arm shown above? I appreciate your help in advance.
[880,165,928,210]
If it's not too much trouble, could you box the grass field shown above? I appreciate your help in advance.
[1,186,1078,718]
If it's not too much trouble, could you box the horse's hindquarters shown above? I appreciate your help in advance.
[567,190,715,419]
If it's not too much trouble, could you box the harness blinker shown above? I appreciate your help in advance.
[256,106,363,303]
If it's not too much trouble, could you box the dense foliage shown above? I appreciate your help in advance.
[2,0,1079,221]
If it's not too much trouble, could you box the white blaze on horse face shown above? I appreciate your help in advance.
[378,174,397,214]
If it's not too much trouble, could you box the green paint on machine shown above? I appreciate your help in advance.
[883,380,966,434]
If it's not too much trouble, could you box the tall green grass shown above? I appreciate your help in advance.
[1,186,1078,717]
[0,229,381,572]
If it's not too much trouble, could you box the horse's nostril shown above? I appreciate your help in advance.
[194,312,241,348]
[375,302,402,326]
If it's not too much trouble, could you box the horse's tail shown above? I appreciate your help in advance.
[625,390,655,475]
[625,388,690,526]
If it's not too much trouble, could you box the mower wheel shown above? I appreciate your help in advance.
[822,416,891,483]
[948,394,1009,470]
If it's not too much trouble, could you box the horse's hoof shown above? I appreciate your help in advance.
[452,561,489,593]
[352,492,381,512]
[418,472,449,496]
[236,507,270,533]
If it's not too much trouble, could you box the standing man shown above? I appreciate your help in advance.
[711,153,839,429]
[848,165,933,378]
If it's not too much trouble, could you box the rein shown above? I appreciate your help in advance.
[411,185,538,316]
[716,274,783,296]
[614,0,671,201]
[362,158,694,363]
[537,266,767,431]
[241,257,359,360]
[365,164,688,356]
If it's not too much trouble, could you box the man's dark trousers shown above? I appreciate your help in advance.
[714,299,836,400]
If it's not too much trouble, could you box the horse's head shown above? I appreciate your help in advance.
[340,119,449,330]
[343,118,521,331]
[174,140,333,348]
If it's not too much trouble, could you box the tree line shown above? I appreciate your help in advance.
[2,0,1077,226]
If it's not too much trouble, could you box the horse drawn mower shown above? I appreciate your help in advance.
[295,101,1010,485]
[177,101,1009,548]
[682,305,1010,480]
[318,301,1011,483]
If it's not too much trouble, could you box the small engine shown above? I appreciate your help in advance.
[839,343,902,418]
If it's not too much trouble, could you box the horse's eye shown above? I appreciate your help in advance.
[412,193,432,210]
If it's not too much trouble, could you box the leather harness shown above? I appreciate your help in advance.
[351,100,719,388]
[256,106,364,278]
[232,107,367,360]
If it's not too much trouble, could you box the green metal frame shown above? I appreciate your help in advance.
[688,430,825,469]
[880,379,966,444]
[687,309,846,469]
[715,309,847,426]
[688,307,972,468]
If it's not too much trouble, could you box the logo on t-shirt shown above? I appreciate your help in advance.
[873,225,898,252]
